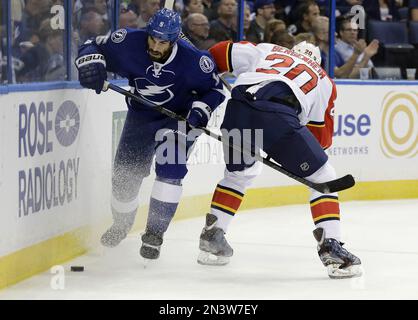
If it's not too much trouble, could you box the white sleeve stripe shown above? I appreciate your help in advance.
[75,54,106,68]
[191,101,212,120]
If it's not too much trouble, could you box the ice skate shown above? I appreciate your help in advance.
[100,224,129,248]
[198,214,233,266]
[140,230,163,263]
[313,227,362,279]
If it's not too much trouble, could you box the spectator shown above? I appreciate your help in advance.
[136,0,160,29]
[11,0,24,26]
[78,8,105,44]
[315,0,331,15]
[127,0,141,16]
[247,0,276,43]
[93,0,110,30]
[209,0,237,42]
[294,32,315,45]
[363,0,400,21]
[335,17,379,78]
[40,21,65,81]
[183,0,205,18]
[336,0,363,16]
[243,2,252,38]
[312,16,346,75]
[74,1,106,25]
[203,0,218,21]
[280,0,302,25]
[93,0,108,16]
[119,9,138,29]
[313,16,379,79]
[183,13,216,50]
[410,1,418,21]
[273,1,289,23]
[231,1,252,39]
[0,2,6,82]
[288,0,319,36]
[15,0,51,47]
[264,19,286,43]
[409,0,418,21]
[9,0,27,71]
[339,0,363,5]
[270,30,295,48]
[16,18,66,82]
[15,44,45,82]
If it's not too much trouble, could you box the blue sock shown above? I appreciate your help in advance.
[145,177,183,235]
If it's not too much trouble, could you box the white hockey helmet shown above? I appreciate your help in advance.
[292,41,322,65]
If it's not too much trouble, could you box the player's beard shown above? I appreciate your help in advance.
[148,47,172,63]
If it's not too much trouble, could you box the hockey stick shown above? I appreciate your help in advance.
[103,81,355,193]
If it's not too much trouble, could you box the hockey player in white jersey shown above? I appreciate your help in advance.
[197,40,362,279]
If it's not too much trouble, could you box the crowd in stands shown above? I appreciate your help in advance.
[1,0,418,83]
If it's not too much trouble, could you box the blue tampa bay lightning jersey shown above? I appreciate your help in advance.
[78,28,225,120]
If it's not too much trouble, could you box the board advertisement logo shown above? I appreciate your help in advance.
[380,92,417,158]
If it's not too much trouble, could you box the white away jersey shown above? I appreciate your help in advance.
[209,41,337,148]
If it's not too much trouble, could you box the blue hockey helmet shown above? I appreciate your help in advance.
[146,8,181,43]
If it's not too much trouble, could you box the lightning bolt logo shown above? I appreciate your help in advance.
[135,82,175,105]
[138,83,173,96]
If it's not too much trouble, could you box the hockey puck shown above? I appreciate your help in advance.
[70,266,84,272]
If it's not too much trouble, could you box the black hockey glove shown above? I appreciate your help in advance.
[75,54,107,94]
[187,102,212,128]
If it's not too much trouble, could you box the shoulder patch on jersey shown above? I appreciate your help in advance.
[199,55,214,73]
[111,29,127,43]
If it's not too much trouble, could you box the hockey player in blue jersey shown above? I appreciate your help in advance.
[75,8,225,260]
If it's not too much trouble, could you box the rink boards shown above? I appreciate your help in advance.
[0,82,417,288]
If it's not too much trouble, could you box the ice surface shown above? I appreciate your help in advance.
[1,199,418,300]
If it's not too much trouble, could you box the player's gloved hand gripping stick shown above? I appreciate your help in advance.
[102,81,355,194]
